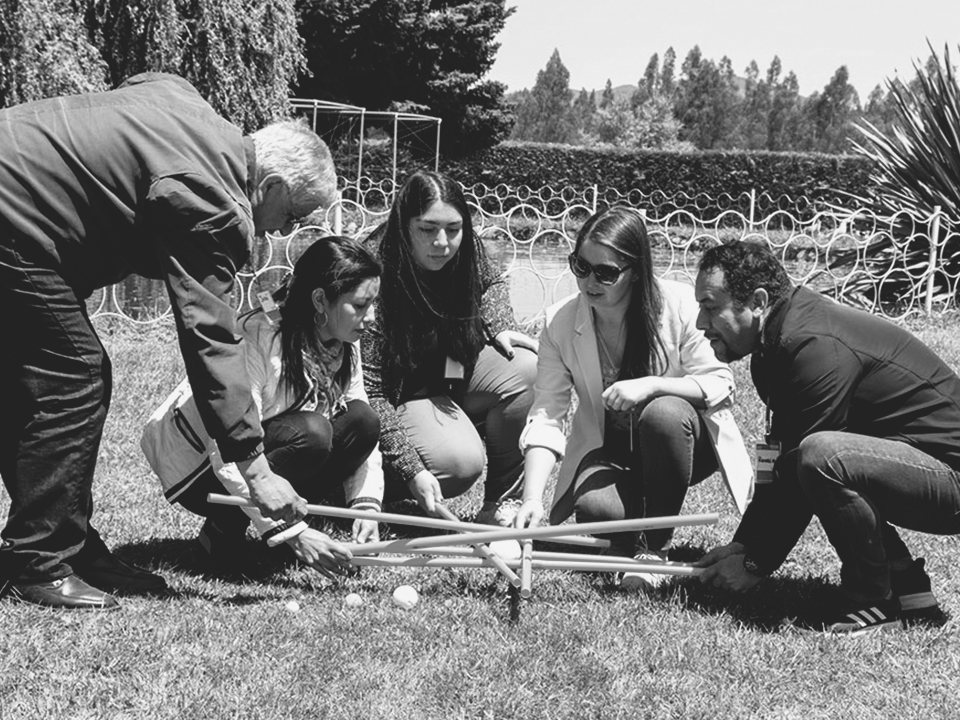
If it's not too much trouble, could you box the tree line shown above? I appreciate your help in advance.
[0,2,933,158]
[510,47,916,154]
[0,0,514,155]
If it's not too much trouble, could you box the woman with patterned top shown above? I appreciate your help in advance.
[513,207,752,589]
[142,235,384,577]
[362,170,538,525]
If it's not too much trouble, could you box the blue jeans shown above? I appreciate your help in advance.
[177,400,380,535]
[0,235,111,583]
[563,396,717,553]
[794,431,960,603]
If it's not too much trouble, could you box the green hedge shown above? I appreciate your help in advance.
[444,142,876,208]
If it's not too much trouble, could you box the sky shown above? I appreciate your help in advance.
[488,0,960,100]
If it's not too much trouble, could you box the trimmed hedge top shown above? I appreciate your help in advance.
[445,142,875,208]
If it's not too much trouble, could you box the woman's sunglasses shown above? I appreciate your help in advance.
[568,253,632,285]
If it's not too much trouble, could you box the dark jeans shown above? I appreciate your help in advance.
[794,431,960,603]
[561,396,717,554]
[0,236,112,583]
[176,400,379,536]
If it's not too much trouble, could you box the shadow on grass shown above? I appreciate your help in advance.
[640,542,839,633]
[114,536,307,593]
[112,527,863,629]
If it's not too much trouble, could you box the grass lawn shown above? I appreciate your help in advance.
[1,316,959,720]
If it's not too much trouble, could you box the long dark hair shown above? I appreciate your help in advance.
[574,206,666,378]
[377,170,486,374]
[269,234,381,400]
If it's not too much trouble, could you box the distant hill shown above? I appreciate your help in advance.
[505,84,634,105]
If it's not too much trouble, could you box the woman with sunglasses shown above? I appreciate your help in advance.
[142,234,384,578]
[513,206,752,589]
[362,170,538,525]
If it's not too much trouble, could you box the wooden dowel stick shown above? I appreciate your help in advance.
[344,512,718,554]
[520,540,533,599]
[358,546,696,576]
[349,555,702,576]
[206,494,608,549]
[433,504,521,588]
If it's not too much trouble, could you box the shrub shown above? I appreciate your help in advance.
[444,142,874,209]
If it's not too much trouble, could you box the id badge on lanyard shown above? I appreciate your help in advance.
[755,406,779,485]
[444,357,465,391]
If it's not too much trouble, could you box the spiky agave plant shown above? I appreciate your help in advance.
[828,43,960,313]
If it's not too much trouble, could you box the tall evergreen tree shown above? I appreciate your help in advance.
[660,46,676,100]
[861,84,897,139]
[714,55,741,148]
[511,48,576,144]
[599,78,615,109]
[631,52,658,109]
[572,86,597,135]
[813,65,860,152]
[738,59,769,149]
[676,46,736,149]
[769,69,801,151]
[297,0,514,155]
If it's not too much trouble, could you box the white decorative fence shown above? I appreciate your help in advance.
[88,181,959,325]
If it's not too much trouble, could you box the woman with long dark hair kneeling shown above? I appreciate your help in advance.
[363,170,538,525]
[514,207,752,590]
[142,235,383,577]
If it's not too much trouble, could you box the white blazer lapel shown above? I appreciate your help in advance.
[702,403,754,514]
[571,296,606,432]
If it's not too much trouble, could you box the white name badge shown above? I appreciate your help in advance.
[444,357,465,381]
[755,441,780,485]
[257,290,280,324]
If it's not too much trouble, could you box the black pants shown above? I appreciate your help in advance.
[0,234,119,583]
[176,400,380,536]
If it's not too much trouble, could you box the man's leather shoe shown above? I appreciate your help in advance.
[7,575,120,609]
[73,553,168,596]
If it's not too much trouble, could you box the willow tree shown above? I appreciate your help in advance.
[2,0,305,131]
[87,0,304,131]
[0,0,108,107]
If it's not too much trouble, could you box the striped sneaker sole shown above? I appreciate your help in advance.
[826,605,901,635]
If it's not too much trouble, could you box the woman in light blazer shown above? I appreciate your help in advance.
[514,207,752,590]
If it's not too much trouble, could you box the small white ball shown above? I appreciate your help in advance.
[392,584,419,610]
[487,539,522,560]
[284,600,301,613]
[344,592,364,608]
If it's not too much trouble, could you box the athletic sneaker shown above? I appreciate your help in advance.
[788,595,902,636]
[475,498,523,527]
[620,549,671,591]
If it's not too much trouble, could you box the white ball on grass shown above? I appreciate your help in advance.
[344,593,364,608]
[284,600,301,613]
[487,539,522,560]
[392,585,419,610]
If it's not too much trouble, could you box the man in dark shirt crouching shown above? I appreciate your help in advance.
[693,241,959,634]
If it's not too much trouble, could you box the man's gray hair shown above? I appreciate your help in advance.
[251,120,337,216]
